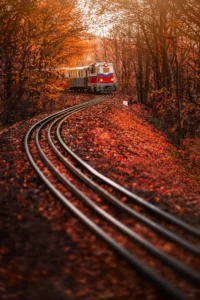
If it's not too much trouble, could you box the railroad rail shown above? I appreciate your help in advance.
[24,95,200,300]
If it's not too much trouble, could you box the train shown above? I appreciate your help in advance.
[63,62,117,93]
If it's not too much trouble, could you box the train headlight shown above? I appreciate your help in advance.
[100,79,103,82]
[111,78,114,81]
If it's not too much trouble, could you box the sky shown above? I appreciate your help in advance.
[78,0,115,37]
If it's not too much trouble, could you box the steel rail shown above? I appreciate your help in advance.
[24,96,104,133]
[34,111,200,285]
[57,118,200,238]
[24,98,188,300]
[51,112,200,256]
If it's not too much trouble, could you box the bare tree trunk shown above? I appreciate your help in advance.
[174,38,182,147]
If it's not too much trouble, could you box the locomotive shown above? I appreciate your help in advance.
[64,62,117,93]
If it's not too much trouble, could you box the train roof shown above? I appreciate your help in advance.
[65,63,113,69]
[56,62,113,72]
[65,66,89,71]
[90,62,113,66]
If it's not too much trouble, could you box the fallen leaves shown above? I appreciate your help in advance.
[0,94,200,300]
[62,97,200,220]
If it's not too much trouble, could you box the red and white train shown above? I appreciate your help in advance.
[64,62,117,93]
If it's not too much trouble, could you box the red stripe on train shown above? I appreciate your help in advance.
[99,75,114,83]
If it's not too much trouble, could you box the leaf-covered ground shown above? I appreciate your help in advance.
[0,94,199,300]
[62,96,200,221]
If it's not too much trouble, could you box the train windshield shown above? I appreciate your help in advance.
[103,67,109,73]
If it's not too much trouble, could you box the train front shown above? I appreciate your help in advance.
[89,62,117,93]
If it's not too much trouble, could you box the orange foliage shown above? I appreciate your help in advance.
[0,0,89,125]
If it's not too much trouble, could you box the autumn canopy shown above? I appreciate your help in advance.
[0,0,200,147]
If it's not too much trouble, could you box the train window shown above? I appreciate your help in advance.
[103,67,109,73]
[90,66,96,73]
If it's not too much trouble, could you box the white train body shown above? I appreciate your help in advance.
[64,62,117,93]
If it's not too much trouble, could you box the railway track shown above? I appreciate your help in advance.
[24,95,200,300]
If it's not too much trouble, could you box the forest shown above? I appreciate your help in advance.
[0,0,88,124]
[1,3,200,298]
[89,0,200,148]
[0,0,200,149]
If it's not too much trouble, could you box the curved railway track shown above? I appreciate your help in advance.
[24,95,200,300]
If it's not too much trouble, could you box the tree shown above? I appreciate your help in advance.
[0,0,88,125]
[87,0,200,145]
